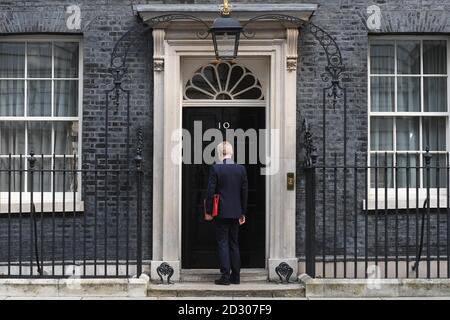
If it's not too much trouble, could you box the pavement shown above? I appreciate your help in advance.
[1,296,450,300]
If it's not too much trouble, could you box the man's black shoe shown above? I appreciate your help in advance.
[214,278,230,285]
[230,278,240,285]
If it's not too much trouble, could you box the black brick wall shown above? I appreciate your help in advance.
[0,0,154,266]
[295,0,450,259]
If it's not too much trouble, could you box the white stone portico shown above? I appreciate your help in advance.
[135,4,317,281]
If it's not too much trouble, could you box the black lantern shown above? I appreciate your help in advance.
[210,1,243,61]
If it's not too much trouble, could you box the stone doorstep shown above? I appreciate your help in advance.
[180,269,268,283]
[0,277,148,298]
[299,274,450,298]
[5,275,450,298]
[0,275,305,299]
[147,282,305,298]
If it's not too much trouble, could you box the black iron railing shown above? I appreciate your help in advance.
[0,152,144,278]
[2,148,449,280]
[303,148,450,279]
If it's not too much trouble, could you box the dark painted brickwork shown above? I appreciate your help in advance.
[295,0,450,259]
[0,0,450,266]
[0,0,155,264]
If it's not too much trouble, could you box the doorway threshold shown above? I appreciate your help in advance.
[180,269,267,283]
[147,281,304,298]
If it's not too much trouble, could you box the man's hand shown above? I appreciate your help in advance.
[204,214,213,221]
[239,215,246,225]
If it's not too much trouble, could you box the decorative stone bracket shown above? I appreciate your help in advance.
[286,28,298,71]
[153,29,165,72]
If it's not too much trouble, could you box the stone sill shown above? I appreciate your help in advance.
[299,274,450,298]
[0,201,84,214]
[0,276,148,297]
[363,190,448,211]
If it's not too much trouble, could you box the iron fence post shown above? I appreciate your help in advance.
[134,129,144,278]
[305,152,318,278]
[425,147,431,278]
[28,152,36,276]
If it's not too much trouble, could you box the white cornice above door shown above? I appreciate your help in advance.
[134,3,317,23]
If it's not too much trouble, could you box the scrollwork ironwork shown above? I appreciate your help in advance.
[107,14,211,113]
[109,12,347,110]
[134,127,144,170]
[136,127,144,158]
[300,119,317,168]
[106,14,210,169]
[275,262,294,284]
[156,262,174,284]
[242,14,346,108]
[110,14,210,73]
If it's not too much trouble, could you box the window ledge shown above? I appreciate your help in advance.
[363,189,448,211]
[0,201,84,214]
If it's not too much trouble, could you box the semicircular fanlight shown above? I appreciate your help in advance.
[184,61,264,100]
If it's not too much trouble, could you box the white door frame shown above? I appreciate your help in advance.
[180,56,270,271]
[150,27,299,282]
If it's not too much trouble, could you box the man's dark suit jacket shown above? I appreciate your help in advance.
[205,158,248,219]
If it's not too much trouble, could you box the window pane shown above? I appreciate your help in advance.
[370,153,394,188]
[215,32,236,58]
[397,77,420,112]
[396,154,419,188]
[0,42,25,78]
[371,117,393,150]
[423,117,446,151]
[0,121,25,155]
[370,76,394,111]
[424,77,447,112]
[27,122,51,155]
[217,62,230,92]
[27,157,51,192]
[27,42,52,78]
[234,87,263,99]
[0,158,24,192]
[27,80,51,116]
[185,87,212,99]
[396,117,419,151]
[370,41,395,74]
[54,122,78,155]
[54,80,78,116]
[54,157,78,192]
[423,154,447,188]
[203,65,219,89]
[233,75,258,95]
[54,42,79,78]
[397,41,420,74]
[423,40,447,74]
[0,80,24,116]
[191,75,215,95]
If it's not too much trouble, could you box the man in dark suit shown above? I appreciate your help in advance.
[205,141,248,285]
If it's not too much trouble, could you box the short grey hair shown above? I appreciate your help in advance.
[217,141,233,161]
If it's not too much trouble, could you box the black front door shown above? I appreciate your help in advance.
[182,107,266,269]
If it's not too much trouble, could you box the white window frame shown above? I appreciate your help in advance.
[367,35,450,210]
[183,60,266,102]
[0,35,83,213]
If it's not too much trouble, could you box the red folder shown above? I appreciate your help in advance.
[211,194,220,217]
[204,194,220,220]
